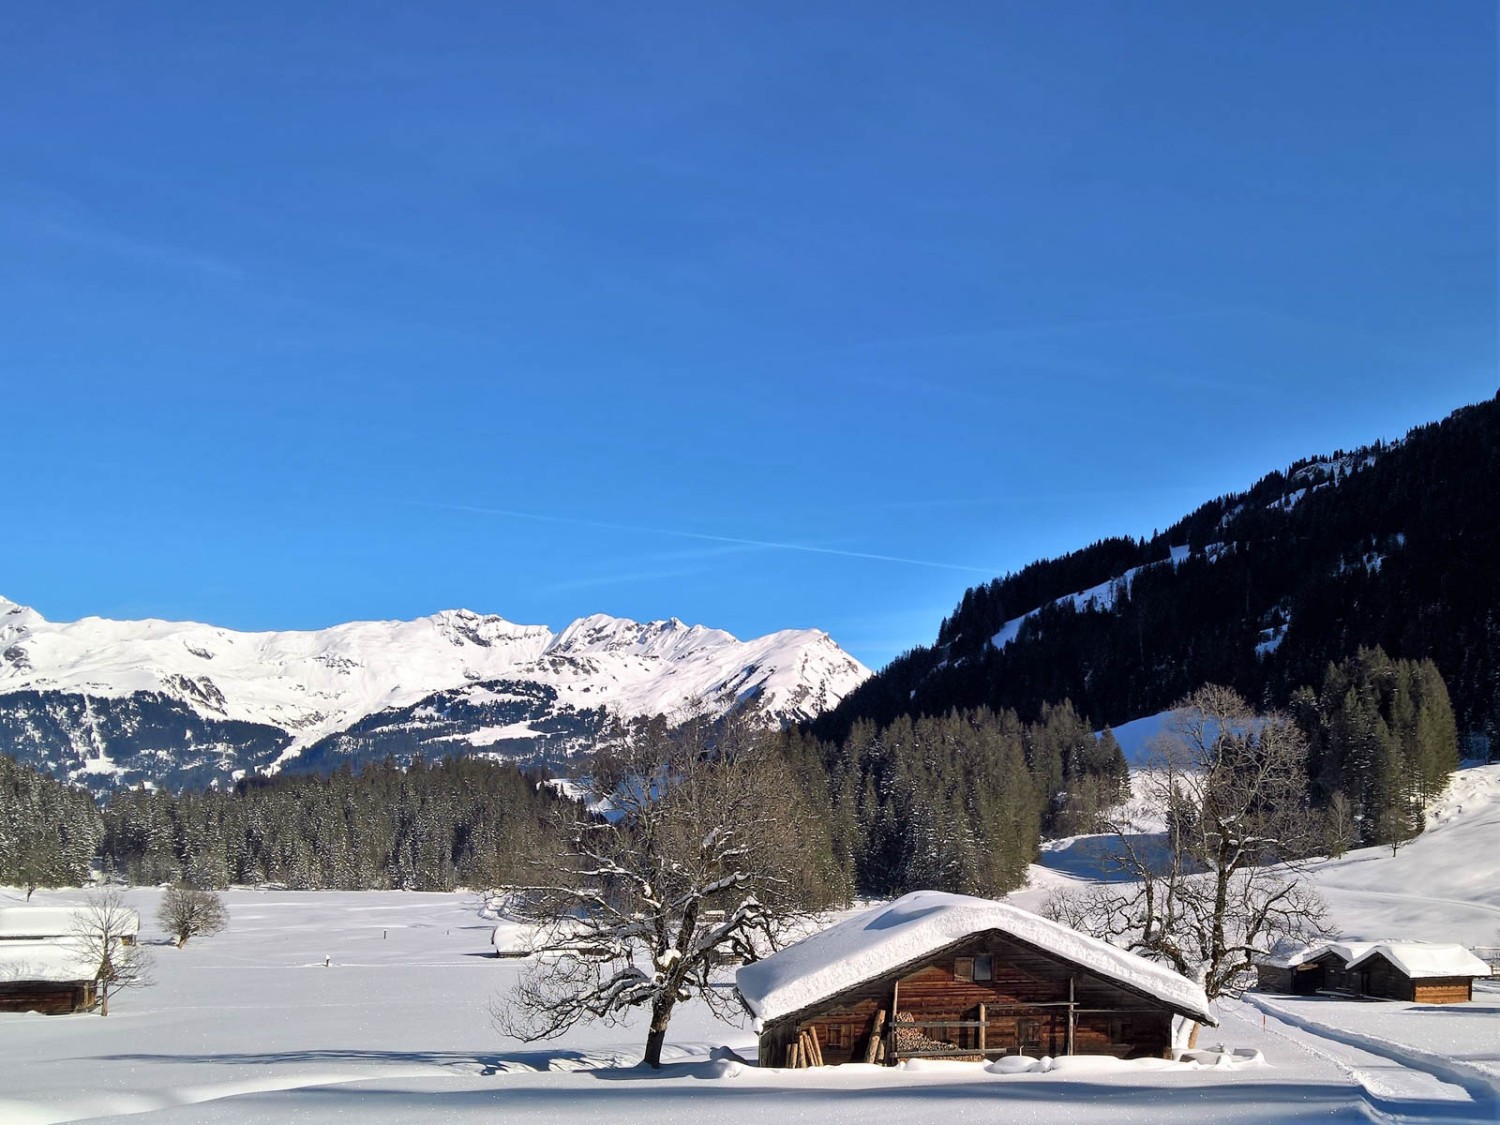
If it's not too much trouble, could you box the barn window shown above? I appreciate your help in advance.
[973,955,993,980]
[955,957,974,981]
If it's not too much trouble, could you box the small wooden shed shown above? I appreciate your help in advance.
[1255,943,1348,996]
[1343,943,1490,1004]
[1257,940,1490,1004]
[736,892,1215,1068]
[0,942,99,1014]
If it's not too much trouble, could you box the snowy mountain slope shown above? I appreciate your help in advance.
[818,400,1500,749]
[0,596,869,791]
[1303,762,1500,947]
[1019,763,1500,948]
[991,545,1200,649]
[987,453,1386,652]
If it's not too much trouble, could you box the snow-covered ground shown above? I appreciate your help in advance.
[0,890,1390,1125]
[1,765,1496,1123]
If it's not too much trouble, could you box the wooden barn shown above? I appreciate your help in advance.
[1257,940,1490,1004]
[0,942,99,1014]
[1342,943,1490,1003]
[0,904,140,1015]
[736,891,1215,1068]
[1255,943,1350,996]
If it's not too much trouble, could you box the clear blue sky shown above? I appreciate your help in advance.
[4,3,1496,669]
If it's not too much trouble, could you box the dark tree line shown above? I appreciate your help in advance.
[0,654,1457,898]
[819,393,1500,748]
[1293,648,1458,851]
[0,754,103,895]
[97,756,569,891]
[776,701,1129,900]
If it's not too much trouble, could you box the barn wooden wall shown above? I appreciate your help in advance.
[0,980,94,1015]
[760,930,1178,1066]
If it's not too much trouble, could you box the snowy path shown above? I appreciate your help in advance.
[1241,993,1500,1100]
[1224,997,1495,1125]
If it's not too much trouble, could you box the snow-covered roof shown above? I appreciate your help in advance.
[1258,940,1379,969]
[1261,939,1489,980]
[0,940,98,983]
[735,891,1215,1026]
[1345,942,1491,980]
[0,905,134,940]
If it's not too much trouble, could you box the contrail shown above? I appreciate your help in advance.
[405,501,1000,575]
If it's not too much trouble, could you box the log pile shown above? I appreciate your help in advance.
[892,1011,983,1062]
[785,1027,825,1068]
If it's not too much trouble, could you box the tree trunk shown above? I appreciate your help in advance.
[643,997,676,1068]
[100,989,110,1018]
[1186,1020,1200,1049]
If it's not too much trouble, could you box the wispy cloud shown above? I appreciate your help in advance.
[406,500,1000,575]
[811,483,1214,515]
[536,567,703,595]
[810,305,1247,358]
[32,215,244,280]
[1,189,244,281]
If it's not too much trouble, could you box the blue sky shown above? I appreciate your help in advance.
[4,2,1496,669]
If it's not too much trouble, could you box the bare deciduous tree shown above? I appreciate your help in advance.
[494,712,819,1068]
[157,884,229,947]
[1044,686,1330,1045]
[70,889,153,1016]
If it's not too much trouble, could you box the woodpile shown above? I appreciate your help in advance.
[785,1027,825,1068]
[892,1011,983,1062]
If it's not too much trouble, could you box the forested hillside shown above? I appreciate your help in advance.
[0,647,1454,900]
[96,757,567,891]
[818,393,1500,748]
[781,702,1129,901]
[2,702,1128,902]
[0,753,102,895]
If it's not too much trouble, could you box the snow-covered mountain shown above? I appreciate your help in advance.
[0,597,869,793]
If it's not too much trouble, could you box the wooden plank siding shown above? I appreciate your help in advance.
[0,979,96,1014]
[1309,951,1475,1004]
[1411,978,1474,1004]
[1255,964,1295,994]
[1257,960,1327,996]
[759,928,1178,1067]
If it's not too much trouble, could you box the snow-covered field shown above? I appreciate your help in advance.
[3,765,1497,1124]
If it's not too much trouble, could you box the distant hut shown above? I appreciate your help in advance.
[0,904,140,1015]
[1255,941,1350,996]
[1343,943,1490,1004]
[0,942,101,1014]
[735,892,1215,1068]
[491,918,538,958]
[0,904,140,946]
[1257,940,1490,1004]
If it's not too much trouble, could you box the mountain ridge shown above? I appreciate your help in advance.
[0,599,869,792]
[817,392,1500,747]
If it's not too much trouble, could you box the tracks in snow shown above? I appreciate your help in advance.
[1224,996,1497,1124]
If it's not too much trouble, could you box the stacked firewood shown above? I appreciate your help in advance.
[892,1012,983,1062]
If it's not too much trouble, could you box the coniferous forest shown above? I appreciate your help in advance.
[1,645,1456,903]
[0,397,1489,903]
[817,393,1500,750]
